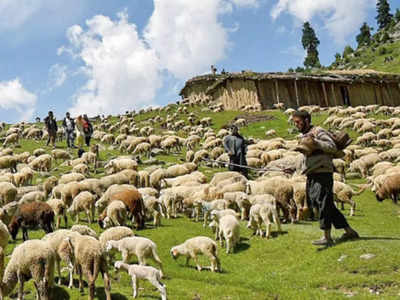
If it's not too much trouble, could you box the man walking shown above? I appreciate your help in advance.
[44,111,57,149]
[62,112,76,148]
[292,110,359,246]
[83,114,93,146]
[223,125,248,178]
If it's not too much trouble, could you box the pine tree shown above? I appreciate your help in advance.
[376,0,393,30]
[356,22,372,47]
[395,8,400,23]
[301,22,321,69]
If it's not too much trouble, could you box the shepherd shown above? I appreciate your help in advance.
[223,125,248,178]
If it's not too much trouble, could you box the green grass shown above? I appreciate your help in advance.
[4,109,400,299]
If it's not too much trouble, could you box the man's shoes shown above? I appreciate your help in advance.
[338,230,360,242]
[312,237,333,246]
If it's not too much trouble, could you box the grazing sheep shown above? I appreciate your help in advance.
[59,235,111,300]
[18,190,46,205]
[1,239,55,300]
[0,182,17,205]
[106,236,163,275]
[98,200,127,228]
[59,172,85,184]
[170,236,220,272]
[47,198,67,229]
[114,261,167,300]
[0,220,10,250]
[70,224,97,238]
[67,191,96,224]
[376,173,400,203]
[0,201,18,225]
[8,201,54,241]
[217,215,240,254]
[42,176,58,198]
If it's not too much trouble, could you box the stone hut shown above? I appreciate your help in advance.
[179,70,400,109]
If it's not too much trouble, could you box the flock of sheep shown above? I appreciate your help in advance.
[0,100,397,299]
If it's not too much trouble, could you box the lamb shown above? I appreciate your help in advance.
[106,237,163,275]
[114,261,167,300]
[47,198,67,229]
[98,200,128,228]
[194,199,228,227]
[59,235,111,300]
[247,200,281,239]
[99,226,134,252]
[170,236,220,272]
[217,215,240,254]
[42,176,58,198]
[67,191,96,224]
[333,181,366,216]
[95,184,136,213]
[2,133,19,147]
[60,181,82,206]
[8,201,54,241]
[224,191,251,220]
[1,239,55,300]
[59,172,85,184]
[143,196,164,227]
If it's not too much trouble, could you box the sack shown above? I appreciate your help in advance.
[329,130,352,150]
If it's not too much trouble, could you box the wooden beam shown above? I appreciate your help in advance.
[331,83,337,106]
[274,79,280,104]
[322,82,329,107]
[294,79,300,107]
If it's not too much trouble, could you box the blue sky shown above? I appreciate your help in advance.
[0,0,398,123]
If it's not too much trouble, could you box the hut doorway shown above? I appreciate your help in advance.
[340,86,351,106]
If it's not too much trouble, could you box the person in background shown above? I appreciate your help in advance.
[44,111,57,149]
[83,114,93,146]
[75,115,86,150]
[62,112,76,149]
[223,125,248,178]
[292,110,359,247]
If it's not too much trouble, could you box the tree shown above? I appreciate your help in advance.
[395,8,400,23]
[376,0,393,30]
[301,22,321,69]
[334,53,341,63]
[343,45,354,58]
[356,22,372,47]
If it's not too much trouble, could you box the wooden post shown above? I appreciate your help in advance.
[322,82,329,107]
[294,79,300,107]
[331,83,337,106]
[305,81,311,105]
[275,79,280,104]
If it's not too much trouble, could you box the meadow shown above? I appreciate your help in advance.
[4,107,400,300]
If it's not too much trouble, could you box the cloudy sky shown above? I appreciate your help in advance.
[0,0,397,122]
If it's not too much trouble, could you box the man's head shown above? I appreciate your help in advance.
[48,111,53,117]
[292,110,311,134]
[66,112,70,118]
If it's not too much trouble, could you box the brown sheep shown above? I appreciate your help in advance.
[109,189,146,229]
[376,173,400,203]
[8,201,54,241]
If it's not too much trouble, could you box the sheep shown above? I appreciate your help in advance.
[98,200,128,228]
[224,192,251,220]
[104,158,138,174]
[194,199,228,227]
[0,201,18,225]
[114,261,167,300]
[70,224,97,238]
[106,237,163,275]
[333,182,367,216]
[59,235,112,300]
[18,190,46,205]
[47,198,67,229]
[217,215,240,254]
[42,176,58,198]
[95,184,135,213]
[247,200,281,239]
[51,149,72,162]
[165,164,191,178]
[8,201,54,241]
[0,182,17,205]
[149,168,166,190]
[60,181,82,207]
[143,196,164,227]
[29,154,52,172]
[78,178,103,198]
[161,171,207,188]
[138,170,150,187]
[209,209,238,239]
[73,163,89,175]
[99,226,134,252]
[67,191,96,224]
[0,220,10,250]
[2,133,19,147]
[59,172,85,184]
[170,236,220,272]
[0,156,17,173]
[1,239,55,300]
[375,173,400,203]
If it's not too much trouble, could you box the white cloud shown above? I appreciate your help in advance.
[230,0,259,7]
[0,78,37,121]
[271,0,375,44]
[144,0,232,79]
[61,12,161,117]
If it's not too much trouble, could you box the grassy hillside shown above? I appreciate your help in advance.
[3,108,400,300]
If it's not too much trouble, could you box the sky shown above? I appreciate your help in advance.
[0,0,398,123]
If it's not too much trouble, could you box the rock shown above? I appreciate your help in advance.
[338,255,348,262]
[360,253,376,260]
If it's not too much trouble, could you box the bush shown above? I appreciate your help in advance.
[378,46,387,55]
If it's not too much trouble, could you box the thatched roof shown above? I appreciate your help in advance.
[179,70,400,96]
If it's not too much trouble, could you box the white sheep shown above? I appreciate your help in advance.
[170,236,220,272]
[102,200,128,228]
[114,261,167,300]
[67,191,96,224]
[106,236,163,275]
[70,224,97,238]
[217,215,240,254]
[47,198,67,229]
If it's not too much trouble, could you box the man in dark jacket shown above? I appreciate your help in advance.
[293,110,359,246]
[223,125,248,178]
[83,114,93,146]
[62,112,76,148]
[44,111,58,148]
